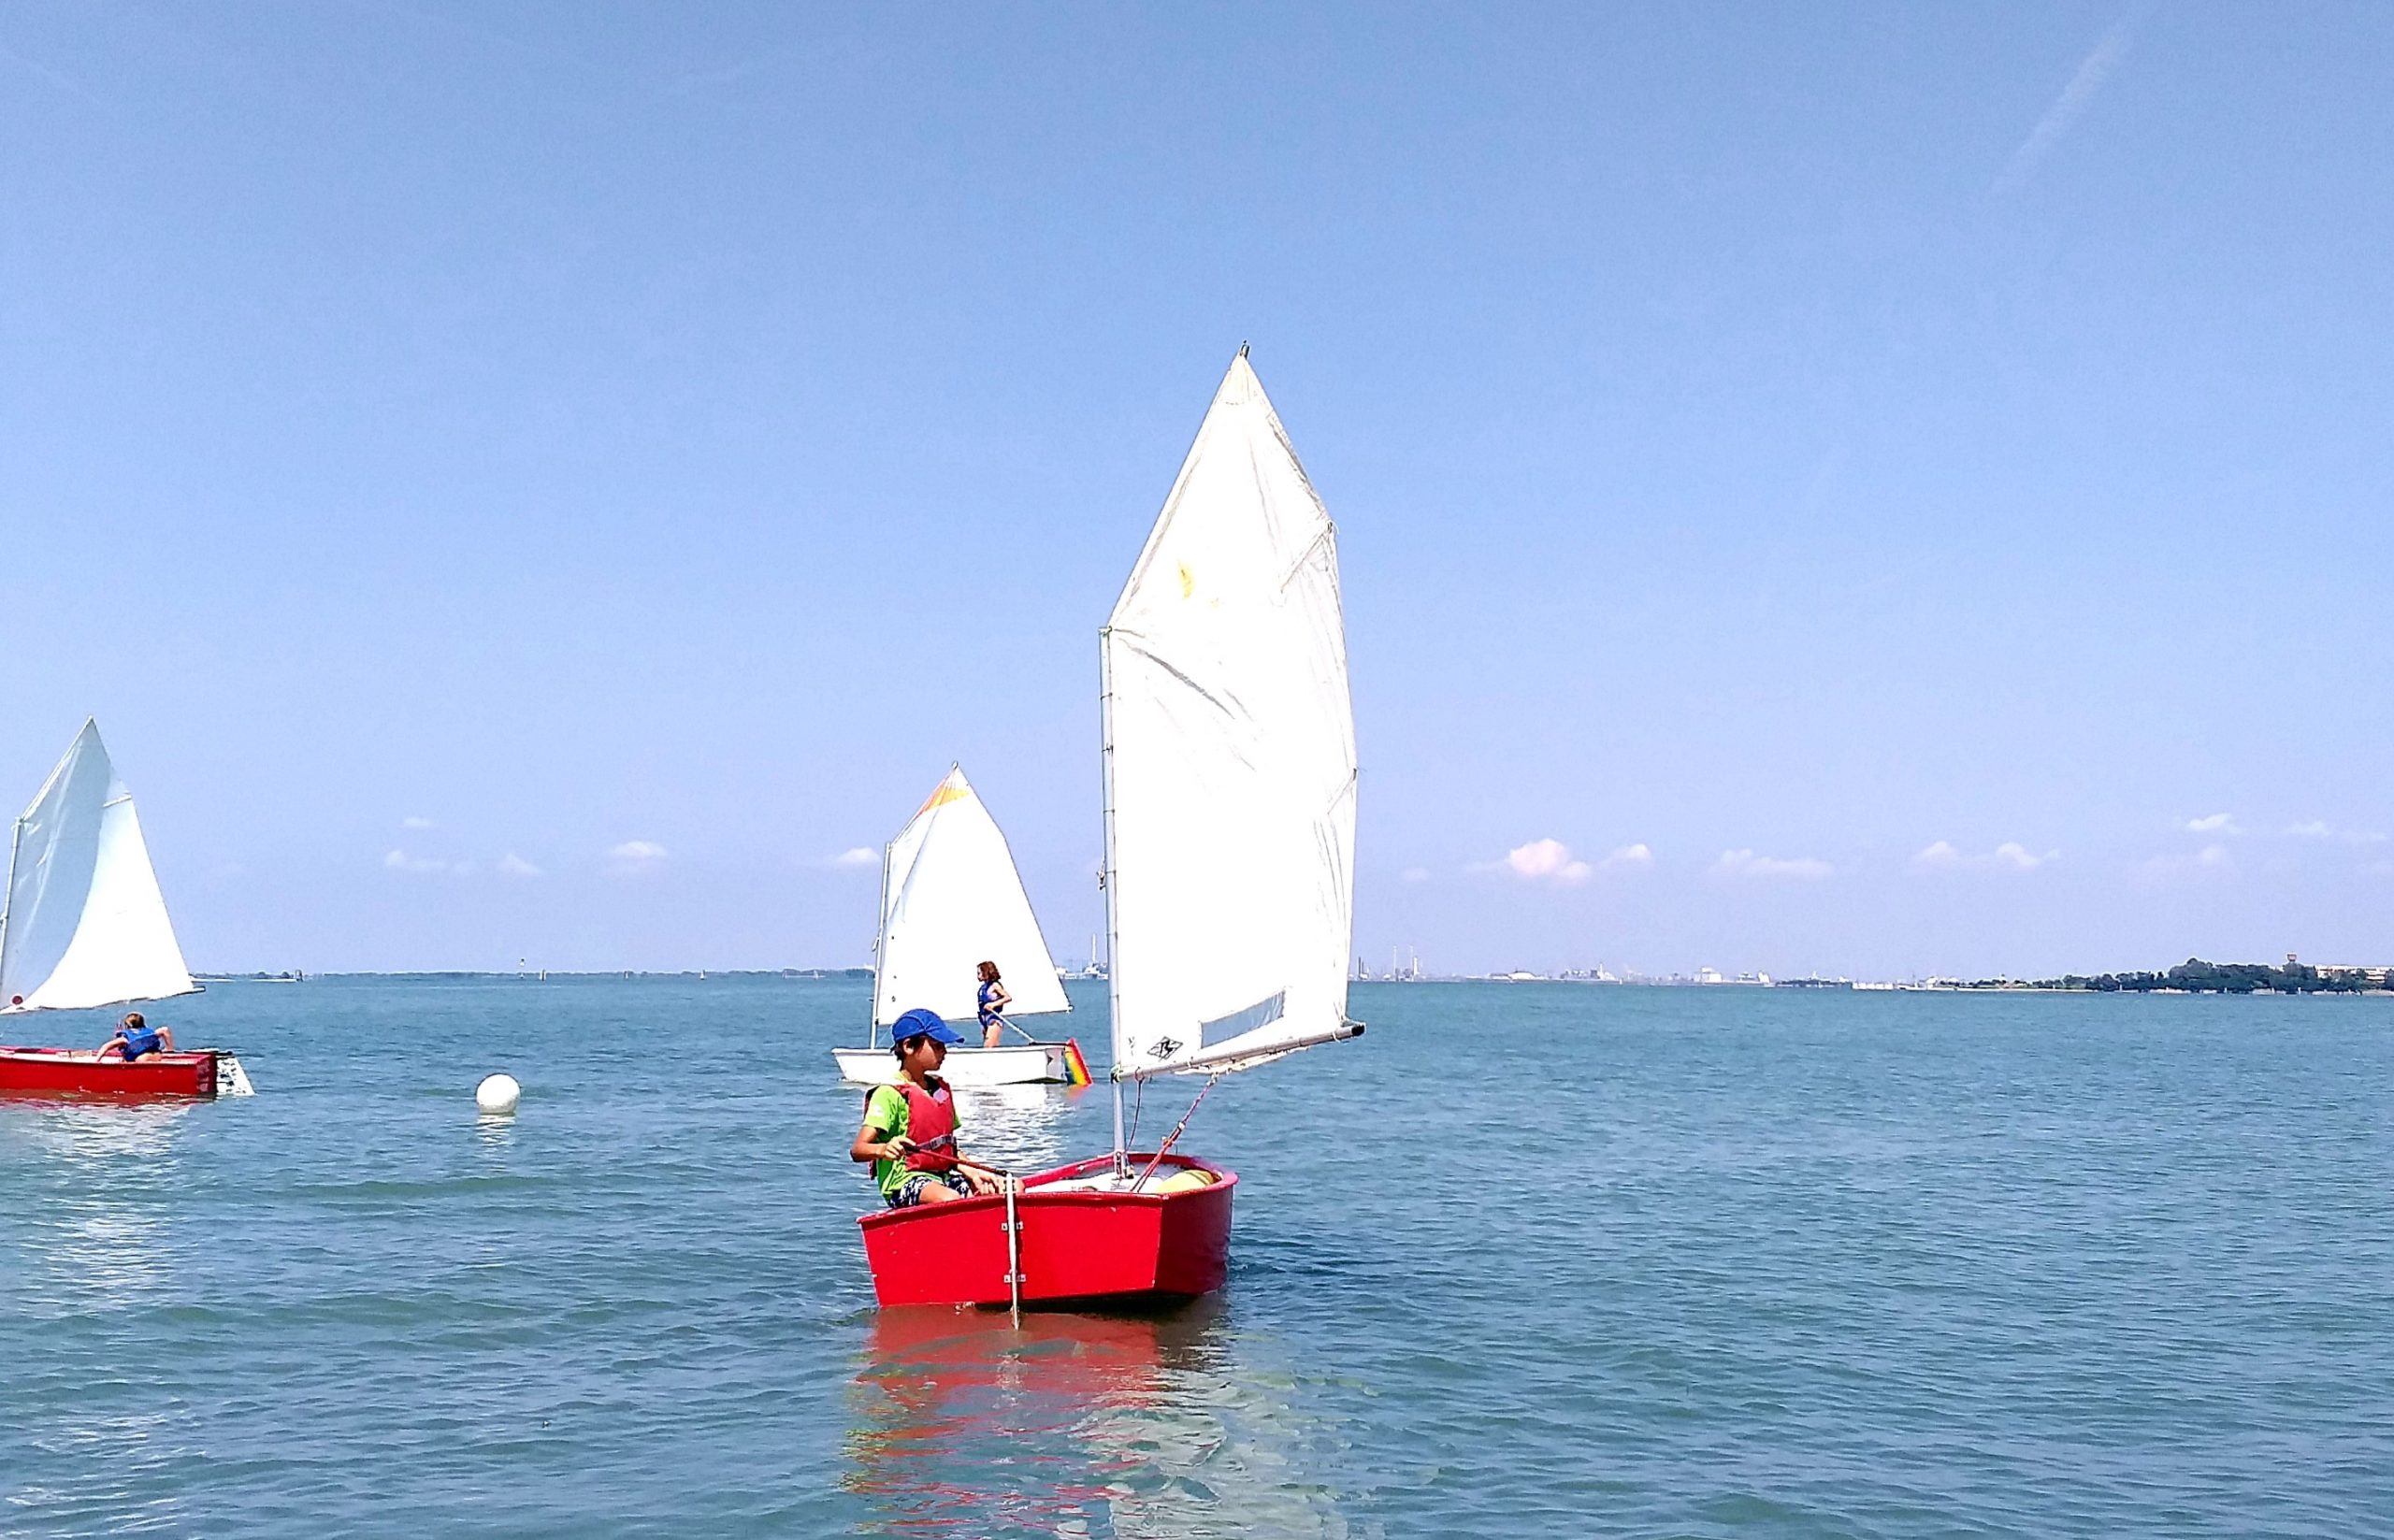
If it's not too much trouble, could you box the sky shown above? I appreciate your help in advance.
[2,4,2389,978]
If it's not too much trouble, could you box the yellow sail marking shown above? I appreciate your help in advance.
[914,780,973,817]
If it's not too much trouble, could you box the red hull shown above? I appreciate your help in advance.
[0,1047,219,1099]
[859,1152,1235,1309]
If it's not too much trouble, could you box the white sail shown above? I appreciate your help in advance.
[1102,350,1361,1081]
[873,765,1071,1031]
[0,720,197,1014]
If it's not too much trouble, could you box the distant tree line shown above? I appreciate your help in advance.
[2034,957,2374,994]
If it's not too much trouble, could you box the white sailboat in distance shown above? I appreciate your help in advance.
[0,720,252,1097]
[2,719,198,1014]
[830,765,1089,1087]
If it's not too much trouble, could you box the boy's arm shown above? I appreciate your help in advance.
[850,1121,908,1163]
[849,1087,913,1164]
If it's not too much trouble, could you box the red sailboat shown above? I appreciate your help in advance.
[860,348,1363,1309]
[0,1044,224,1098]
[0,721,250,1101]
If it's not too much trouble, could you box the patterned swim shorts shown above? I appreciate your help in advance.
[887,1171,974,1208]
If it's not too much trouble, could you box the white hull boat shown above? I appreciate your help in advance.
[832,1041,1079,1087]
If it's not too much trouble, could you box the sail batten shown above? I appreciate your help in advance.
[872,765,1070,1030]
[1102,353,1359,1082]
[0,720,197,1014]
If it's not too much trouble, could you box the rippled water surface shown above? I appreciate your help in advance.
[6,978,2391,1536]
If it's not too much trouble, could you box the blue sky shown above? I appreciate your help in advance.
[3,4,2388,977]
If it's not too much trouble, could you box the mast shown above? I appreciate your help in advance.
[0,810,22,997]
[1100,620,1127,1171]
[867,834,894,1050]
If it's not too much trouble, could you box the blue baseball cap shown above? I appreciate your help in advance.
[892,1008,963,1046]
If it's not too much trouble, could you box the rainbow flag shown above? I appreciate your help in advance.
[1061,1038,1092,1087]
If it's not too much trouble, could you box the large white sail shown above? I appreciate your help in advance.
[1102,350,1360,1080]
[873,765,1071,1031]
[0,720,197,1014]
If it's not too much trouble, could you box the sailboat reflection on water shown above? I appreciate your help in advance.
[844,1301,1359,1539]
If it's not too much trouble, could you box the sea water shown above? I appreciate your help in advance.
[4,977,2389,1537]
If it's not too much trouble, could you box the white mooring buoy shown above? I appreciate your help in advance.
[475,1072,522,1115]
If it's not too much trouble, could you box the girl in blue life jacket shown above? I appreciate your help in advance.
[974,960,1012,1049]
[95,1012,173,1063]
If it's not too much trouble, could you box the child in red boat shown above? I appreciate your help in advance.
[849,1009,1004,1207]
[95,1012,173,1062]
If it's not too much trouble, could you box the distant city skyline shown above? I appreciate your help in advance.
[4,5,2388,977]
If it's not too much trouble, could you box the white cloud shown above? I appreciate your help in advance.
[607,840,669,874]
[1599,843,1654,871]
[401,815,436,830]
[1993,12,2138,195]
[2286,820,2386,844]
[1712,849,1833,881]
[498,852,542,878]
[833,847,878,869]
[1915,840,2056,871]
[2183,813,2240,835]
[1400,866,1431,884]
[2142,843,2233,881]
[383,848,448,875]
[1500,838,1593,885]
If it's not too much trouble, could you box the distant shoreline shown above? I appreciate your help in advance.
[186,958,2394,997]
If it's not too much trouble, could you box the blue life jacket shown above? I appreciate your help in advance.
[976,980,1000,1027]
[120,1027,163,1060]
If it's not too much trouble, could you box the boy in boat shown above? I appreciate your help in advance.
[94,1012,174,1062]
[849,1008,1005,1207]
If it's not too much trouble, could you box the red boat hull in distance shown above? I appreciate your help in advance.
[859,1152,1235,1309]
[0,1047,219,1099]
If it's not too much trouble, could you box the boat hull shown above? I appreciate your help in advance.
[0,1047,219,1099]
[833,1042,1076,1087]
[859,1151,1234,1308]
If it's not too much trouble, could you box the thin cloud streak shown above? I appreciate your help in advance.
[1992,8,2142,195]
[1915,840,2058,871]
[1712,849,1833,881]
[2141,843,2233,881]
[2287,820,2386,844]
